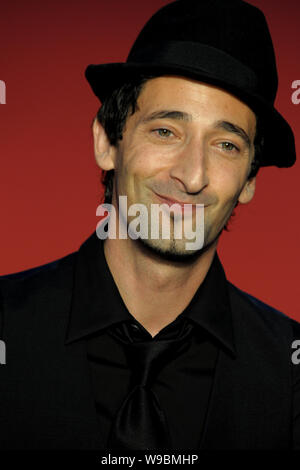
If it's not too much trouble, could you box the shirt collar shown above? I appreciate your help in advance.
[65,231,236,358]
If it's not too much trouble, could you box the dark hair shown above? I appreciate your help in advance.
[95,76,264,204]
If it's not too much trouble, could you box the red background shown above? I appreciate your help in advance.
[0,0,299,320]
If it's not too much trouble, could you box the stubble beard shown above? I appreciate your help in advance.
[133,208,237,263]
[133,220,215,263]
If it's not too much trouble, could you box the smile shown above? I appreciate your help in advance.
[153,192,205,214]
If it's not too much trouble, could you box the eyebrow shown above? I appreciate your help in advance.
[140,110,192,123]
[140,110,251,148]
[214,120,251,149]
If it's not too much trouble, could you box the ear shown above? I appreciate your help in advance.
[238,176,256,204]
[92,118,116,171]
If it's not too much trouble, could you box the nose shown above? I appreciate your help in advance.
[169,137,209,194]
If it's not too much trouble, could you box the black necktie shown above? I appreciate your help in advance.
[107,318,193,450]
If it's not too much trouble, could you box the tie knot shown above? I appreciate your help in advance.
[109,319,193,387]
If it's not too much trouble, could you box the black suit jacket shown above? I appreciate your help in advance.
[1,236,300,450]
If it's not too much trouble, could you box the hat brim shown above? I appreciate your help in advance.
[85,62,296,168]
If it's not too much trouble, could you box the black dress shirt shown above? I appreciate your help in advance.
[65,232,236,450]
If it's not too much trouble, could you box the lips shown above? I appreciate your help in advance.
[153,192,200,214]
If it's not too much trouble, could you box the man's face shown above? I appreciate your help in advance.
[96,76,257,258]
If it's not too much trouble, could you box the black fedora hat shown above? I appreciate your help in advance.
[85,0,296,168]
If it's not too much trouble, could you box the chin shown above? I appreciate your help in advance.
[136,236,207,262]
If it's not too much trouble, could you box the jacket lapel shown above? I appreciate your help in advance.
[200,284,291,450]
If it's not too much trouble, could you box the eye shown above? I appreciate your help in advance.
[154,128,174,138]
[219,142,239,152]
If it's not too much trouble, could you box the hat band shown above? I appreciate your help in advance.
[128,41,259,94]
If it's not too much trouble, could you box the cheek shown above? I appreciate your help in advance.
[112,146,150,201]
[212,163,247,207]
[116,142,171,186]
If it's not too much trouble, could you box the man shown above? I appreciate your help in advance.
[0,0,299,451]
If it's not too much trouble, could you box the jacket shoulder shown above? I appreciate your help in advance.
[0,251,78,340]
[0,250,77,315]
[0,251,76,284]
[227,281,300,339]
[229,281,288,317]
[0,250,76,280]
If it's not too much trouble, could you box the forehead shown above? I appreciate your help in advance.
[133,75,256,136]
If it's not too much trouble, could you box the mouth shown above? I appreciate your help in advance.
[152,192,204,214]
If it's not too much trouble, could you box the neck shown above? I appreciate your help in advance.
[103,235,218,337]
